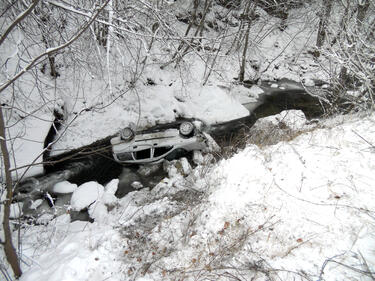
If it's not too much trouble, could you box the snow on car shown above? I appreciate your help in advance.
[111,120,217,164]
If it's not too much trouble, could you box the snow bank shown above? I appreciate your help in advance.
[20,221,124,281]
[19,112,375,280]
[8,113,52,178]
[52,83,249,153]
[175,85,249,124]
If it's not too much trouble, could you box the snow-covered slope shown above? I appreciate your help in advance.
[18,111,375,281]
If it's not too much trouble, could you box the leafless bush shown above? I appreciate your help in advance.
[315,0,375,112]
[247,120,319,147]
[214,128,251,159]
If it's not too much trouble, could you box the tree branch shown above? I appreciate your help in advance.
[0,0,40,46]
[0,0,111,95]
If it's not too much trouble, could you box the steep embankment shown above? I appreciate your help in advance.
[19,111,375,281]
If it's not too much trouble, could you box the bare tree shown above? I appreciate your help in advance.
[238,0,258,82]
[316,0,333,48]
[319,0,375,110]
[0,0,110,277]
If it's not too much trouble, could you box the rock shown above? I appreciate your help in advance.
[29,199,43,210]
[131,181,144,190]
[138,163,162,177]
[303,78,315,87]
[163,157,192,177]
[70,181,104,211]
[88,202,108,223]
[54,194,72,217]
[104,179,119,195]
[193,151,204,165]
[248,85,264,96]
[51,181,77,194]
[9,202,23,219]
[36,213,54,225]
[70,210,92,222]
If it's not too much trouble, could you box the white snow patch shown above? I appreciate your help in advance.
[9,202,23,219]
[176,85,249,124]
[254,109,307,130]
[248,85,265,95]
[271,83,279,88]
[8,113,52,178]
[29,199,43,210]
[70,182,104,211]
[51,181,77,194]
[303,78,315,86]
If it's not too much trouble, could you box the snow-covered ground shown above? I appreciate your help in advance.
[13,110,375,281]
[2,2,374,280]
[1,1,330,174]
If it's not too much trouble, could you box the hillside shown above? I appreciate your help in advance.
[18,110,375,281]
[0,0,374,280]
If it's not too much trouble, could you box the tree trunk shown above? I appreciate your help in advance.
[0,106,22,278]
[169,0,199,62]
[48,54,58,78]
[239,22,250,82]
[173,0,211,66]
[330,2,351,46]
[316,0,333,48]
[238,0,256,82]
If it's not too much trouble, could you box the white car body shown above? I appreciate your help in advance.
[111,128,212,164]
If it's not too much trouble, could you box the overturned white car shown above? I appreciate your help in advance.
[111,121,218,164]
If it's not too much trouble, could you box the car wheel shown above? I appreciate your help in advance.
[179,122,194,137]
[120,127,134,141]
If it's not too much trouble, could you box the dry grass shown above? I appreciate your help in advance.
[215,119,320,160]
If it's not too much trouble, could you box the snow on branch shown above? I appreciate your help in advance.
[0,0,111,95]
[0,0,40,46]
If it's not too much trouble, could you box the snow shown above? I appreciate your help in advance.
[29,199,43,210]
[16,111,375,281]
[50,84,249,154]
[2,2,375,280]
[248,85,265,96]
[253,109,307,130]
[8,113,52,178]
[303,78,315,87]
[51,181,77,194]
[177,85,250,124]
[9,202,23,219]
[70,182,104,211]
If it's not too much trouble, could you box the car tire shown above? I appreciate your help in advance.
[179,122,194,137]
[120,127,134,141]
